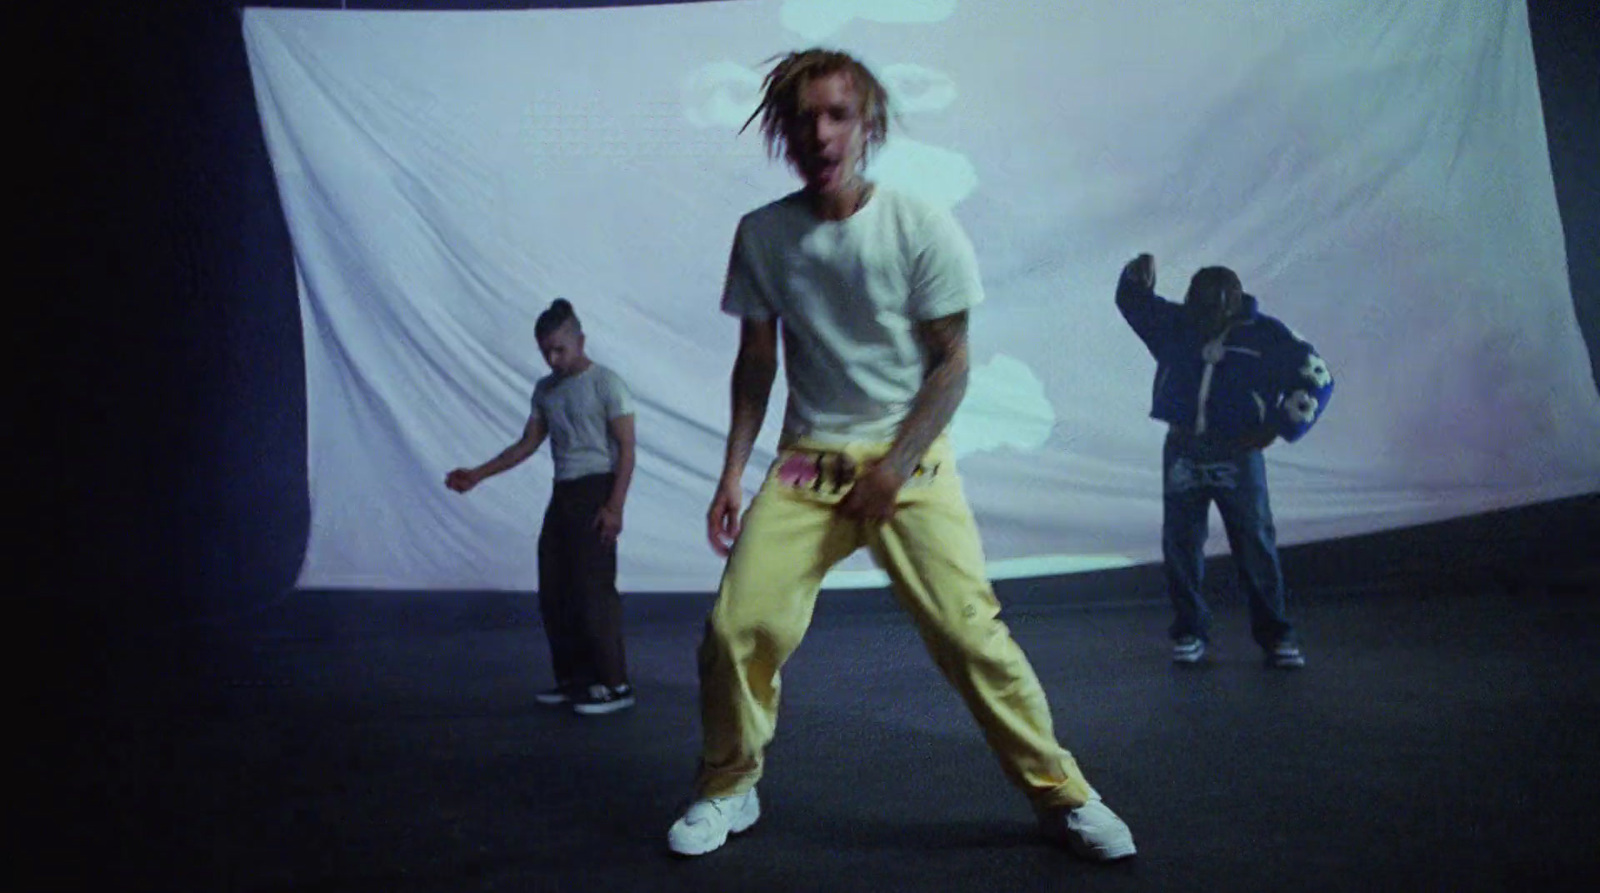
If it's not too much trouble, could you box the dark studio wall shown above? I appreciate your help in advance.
[31,1,1598,677]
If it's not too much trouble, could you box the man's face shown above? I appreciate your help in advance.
[1185,272,1241,339]
[538,323,584,375]
[1185,288,1226,336]
[786,71,867,195]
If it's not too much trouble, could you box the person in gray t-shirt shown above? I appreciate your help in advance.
[446,299,638,716]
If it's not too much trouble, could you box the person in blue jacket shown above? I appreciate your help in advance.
[1115,253,1333,668]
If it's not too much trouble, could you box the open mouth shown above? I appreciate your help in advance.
[809,158,842,182]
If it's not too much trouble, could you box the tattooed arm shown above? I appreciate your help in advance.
[840,311,970,521]
[721,318,780,484]
[707,317,779,555]
[883,311,970,478]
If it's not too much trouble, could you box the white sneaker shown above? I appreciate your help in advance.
[1040,796,1137,861]
[667,788,761,856]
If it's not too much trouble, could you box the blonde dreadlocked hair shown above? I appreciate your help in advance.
[740,49,891,168]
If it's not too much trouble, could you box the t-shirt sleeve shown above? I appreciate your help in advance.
[529,379,548,424]
[720,216,776,321]
[908,205,986,320]
[597,368,635,421]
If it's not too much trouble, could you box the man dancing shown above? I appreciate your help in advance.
[666,49,1135,862]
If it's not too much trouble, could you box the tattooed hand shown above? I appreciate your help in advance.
[837,461,904,523]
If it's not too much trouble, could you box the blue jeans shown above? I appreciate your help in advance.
[1161,429,1294,649]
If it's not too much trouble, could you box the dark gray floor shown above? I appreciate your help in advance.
[57,577,1600,893]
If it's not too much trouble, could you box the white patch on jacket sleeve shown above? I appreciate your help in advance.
[1300,354,1331,387]
[1284,390,1320,423]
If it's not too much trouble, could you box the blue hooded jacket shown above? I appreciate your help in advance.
[1116,269,1333,444]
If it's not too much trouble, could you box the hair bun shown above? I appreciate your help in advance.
[551,298,573,312]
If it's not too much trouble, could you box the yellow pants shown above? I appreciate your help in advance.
[695,437,1096,811]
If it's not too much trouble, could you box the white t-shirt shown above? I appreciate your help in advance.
[531,363,634,481]
[720,187,985,443]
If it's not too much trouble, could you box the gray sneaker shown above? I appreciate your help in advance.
[1172,636,1206,664]
[1039,796,1137,861]
[667,788,761,856]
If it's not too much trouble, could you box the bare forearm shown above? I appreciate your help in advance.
[477,441,535,479]
[722,351,776,483]
[607,444,635,511]
[882,348,968,479]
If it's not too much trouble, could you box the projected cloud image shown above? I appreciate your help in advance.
[866,141,977,209]
[683,62,958,125]
[880,63,957,114]
[868,63,978,207]
[780,0,958,41]
[682,61,762,129]
[243,1,1600,593]
[682,58,976,208]
[949,355,1057,458]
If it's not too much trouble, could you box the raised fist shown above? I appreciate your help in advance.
[1123,253,1156,290]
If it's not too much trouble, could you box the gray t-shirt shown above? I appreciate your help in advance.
[720,187,985,444]
[531,363,634,481]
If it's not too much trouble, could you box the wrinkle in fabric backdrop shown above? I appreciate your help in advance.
[243,1,1600,593]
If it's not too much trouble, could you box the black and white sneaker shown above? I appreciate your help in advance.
[572,683,635,716]
[1265,641,1306,669]
[534,686,571,706]
[1172,636,1206,664]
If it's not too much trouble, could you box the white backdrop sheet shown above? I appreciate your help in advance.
[243,1,1600,593]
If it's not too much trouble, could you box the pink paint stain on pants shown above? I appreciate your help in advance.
[776,453,819,488]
